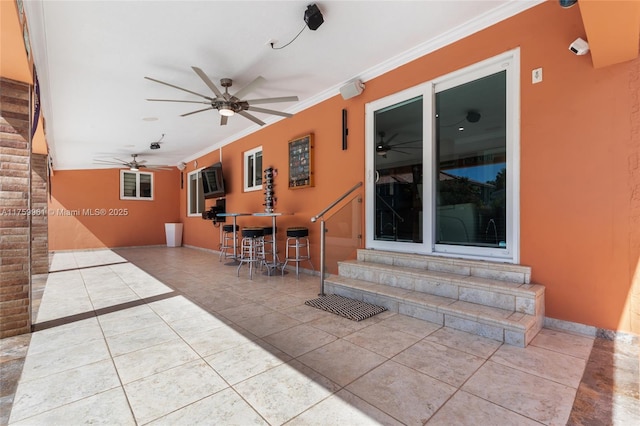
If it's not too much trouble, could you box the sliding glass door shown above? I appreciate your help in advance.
[366,87,427,253]
[366,50,519,262]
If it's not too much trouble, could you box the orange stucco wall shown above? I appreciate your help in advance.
[28,2,639,333]
[48,169,180,249]
[1,0,47,154]
[178,2,639,333]
[1,0,31,83]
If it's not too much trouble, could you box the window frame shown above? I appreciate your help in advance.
[365,48,520,263]
[187,168,205,217]
[243,146,263,192]
[120,170,154,201]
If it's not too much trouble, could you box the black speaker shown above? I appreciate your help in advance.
[304,4,324,31]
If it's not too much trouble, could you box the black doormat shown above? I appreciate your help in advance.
[305,294,387,322]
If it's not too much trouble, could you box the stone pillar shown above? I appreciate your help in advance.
[0,78,31,338]
[30,153,48,275]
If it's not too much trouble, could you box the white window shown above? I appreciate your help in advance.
[120,170,153,200]
[187,169,205,216]
[243,146,263,192]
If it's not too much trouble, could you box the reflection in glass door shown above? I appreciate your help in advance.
[435,71,507,249]
[373,96,423,243]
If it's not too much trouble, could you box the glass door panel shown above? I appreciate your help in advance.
[435,71,507,249]
[373,96,423,243]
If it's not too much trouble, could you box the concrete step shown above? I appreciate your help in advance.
[357,249,532,284]
[338,259,543,315]
[325,274,543,347]
[324,250,545,347]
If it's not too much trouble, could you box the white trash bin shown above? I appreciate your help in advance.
[165,223,183,247]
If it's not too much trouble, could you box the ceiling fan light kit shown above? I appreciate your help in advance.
[218,105,235,117]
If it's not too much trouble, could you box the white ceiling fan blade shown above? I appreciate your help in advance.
[238,110,266,126]
[142,165,172,170]
[191,66,224,98]
[93,159,126,165]
[110,157,131,164]
[180,107,214,117]
[386,133,399,144]
[247,106,293,118]
[147,99,211,104]
[145,76,214,100]
[391,139,422,146]
[245,96,299,105]
[232,76,265,100]
[392,149,412,155]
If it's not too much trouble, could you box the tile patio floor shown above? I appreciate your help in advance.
[1,246,638,425]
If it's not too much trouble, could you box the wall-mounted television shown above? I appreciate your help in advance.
[201,162,226,199]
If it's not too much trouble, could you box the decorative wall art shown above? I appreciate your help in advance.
[288,134,314,189]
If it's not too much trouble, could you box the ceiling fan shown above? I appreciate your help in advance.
[376,131,422,157]
[145,66,299,126]
[93,154,172,171]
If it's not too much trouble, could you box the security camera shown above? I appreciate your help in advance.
[569,38,589,55]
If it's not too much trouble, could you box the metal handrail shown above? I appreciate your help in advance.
[311,182,363,223]
[311,181,363,296]
[376,193,404,222]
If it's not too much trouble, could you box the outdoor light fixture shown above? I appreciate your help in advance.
[219,105,235,117]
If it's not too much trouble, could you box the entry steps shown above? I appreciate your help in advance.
[324,249,545,347]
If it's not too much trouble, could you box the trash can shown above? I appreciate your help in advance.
[165,223,183,247]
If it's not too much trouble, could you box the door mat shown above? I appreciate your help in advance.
[305,294,387,322]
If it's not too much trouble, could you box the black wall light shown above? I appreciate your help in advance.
[342,109,348,150]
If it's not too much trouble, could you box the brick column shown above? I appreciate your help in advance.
[31,153,48,275]
[0,78,31,338]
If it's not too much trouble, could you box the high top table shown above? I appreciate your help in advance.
[252,212,292,275]
[216,212,251,265]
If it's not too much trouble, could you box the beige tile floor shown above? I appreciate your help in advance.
[1,246,626,425]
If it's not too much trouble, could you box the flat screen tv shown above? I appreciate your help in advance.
[201,162,226,199]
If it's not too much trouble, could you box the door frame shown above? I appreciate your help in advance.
[365,49,520,263]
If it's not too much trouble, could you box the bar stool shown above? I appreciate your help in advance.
[237,227,265,279]
[262,226,278,267]
[282,227,314,278]
[219,224,239,262]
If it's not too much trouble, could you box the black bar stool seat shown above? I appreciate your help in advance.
[237,227,265,279]
[283,227,314,278]
[219,224,239,262]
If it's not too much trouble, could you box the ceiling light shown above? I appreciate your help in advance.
[458,127,465,131]
[130,165,139,171]
[466,111,481,123]
[219,106,234,117]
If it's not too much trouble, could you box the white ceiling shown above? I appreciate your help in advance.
[23,0,541,170]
